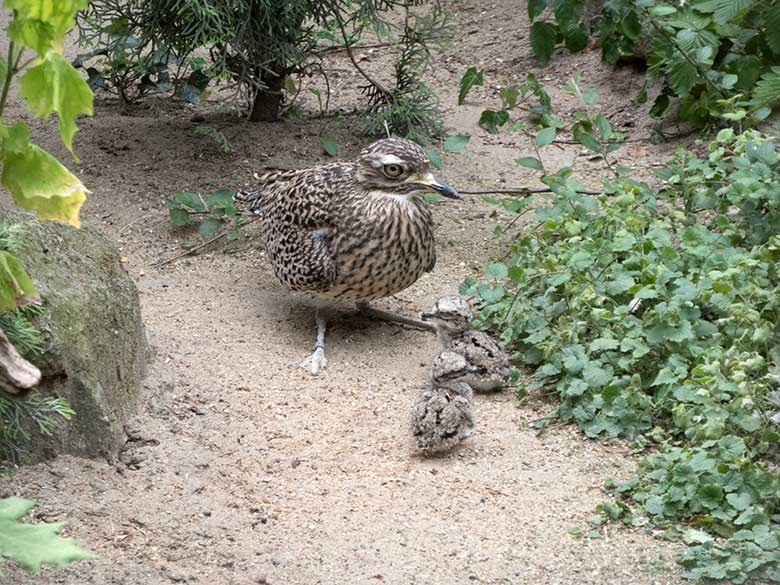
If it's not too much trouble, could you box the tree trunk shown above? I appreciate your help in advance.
[0,328,41,394]
[249,70,285,122]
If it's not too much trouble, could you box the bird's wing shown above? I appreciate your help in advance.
[236,165,354,292]
[454,330,509,370]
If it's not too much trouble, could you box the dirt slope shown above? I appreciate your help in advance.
[1,1,684,584]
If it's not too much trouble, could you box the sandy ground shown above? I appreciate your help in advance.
[1,1,686,584]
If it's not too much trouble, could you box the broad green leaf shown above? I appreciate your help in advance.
[1,122,30,154]
[530,21,558,66]
[515,156,544,171]
[751,67,780,109]
[499,86,519,109]
[7,17,55,56]
[0,497,96,574]
[484,262,508,280]
[648,5,676,16]
[443,134,470,153]
[528,0,547,20]
[536,126,556,147]
[0,251,38,312]
[18,52,93,154]
[169,208,190,227]
[695,0,756,24]
[478,109,509,134]
[458,67,484,105]
[321,133,338,156]
[198,217,221,237]
[2,143,88,227]
[5,0,88,48]
[424,147,442,169]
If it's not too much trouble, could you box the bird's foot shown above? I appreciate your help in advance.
[300,346,328,376]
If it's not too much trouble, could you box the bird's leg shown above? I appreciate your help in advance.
[356,303,436,333]
[300,308,328,375]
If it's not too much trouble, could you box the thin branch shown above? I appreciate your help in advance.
[458,187,609,196]
[334,11,394,103]
[154,215,261,268]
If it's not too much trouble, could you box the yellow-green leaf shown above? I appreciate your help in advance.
[2,143,88,227]
[18,52,93,154]
[4,0,87,48]
[0,122,30,154]
[0,251,38,312]
[7,16,55,56]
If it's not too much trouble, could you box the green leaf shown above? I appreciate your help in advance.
[751,67,780,109]
[424,148,442,170]
[5,0,87,46]
[7,17,55,56]
[695,0,756,24]
[484,262,508,280]
[169,208,190,227]
[582,361,612,388]
[2,143,88,227]
[536,126,556,147]
[499,86,520,109]
[528,0,547,20]
[515,156,544,171]
[648,5,676,16]
[1,122,30,154]
[458,67,484,105]
[0,497,96,574]
[198,217,222,237]
[321,133,338,156]
[0,251,38,312]
[530,21,558,66]
[18,52,93,154]
[479,109,509,134]
[726,492,753,512]
[443,134,470,153]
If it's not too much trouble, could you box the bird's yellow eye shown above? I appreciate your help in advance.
[383,164,403,178]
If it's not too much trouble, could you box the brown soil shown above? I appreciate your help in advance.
[2,1,687,584]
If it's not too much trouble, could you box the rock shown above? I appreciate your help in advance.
[4,211,148,461]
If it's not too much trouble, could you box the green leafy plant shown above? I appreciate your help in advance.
[527,0,780,128]
[166,188,245,240]
[462,73,780,583]
[0,497,95,574]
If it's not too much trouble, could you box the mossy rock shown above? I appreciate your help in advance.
[4,211,148,461]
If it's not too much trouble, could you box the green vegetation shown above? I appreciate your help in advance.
[527,0,780,130]
[77,0,449,141]
[461,73,780,583]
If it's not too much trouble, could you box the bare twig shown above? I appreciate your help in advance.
[334,12,394,103]
[154,215,261,268]
[459,187,608,196]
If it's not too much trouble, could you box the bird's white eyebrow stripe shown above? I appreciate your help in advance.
[379,154,405,165]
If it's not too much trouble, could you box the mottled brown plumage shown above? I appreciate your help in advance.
[235,138,459,374]
[412,351,479,453]
[422,296,510,392]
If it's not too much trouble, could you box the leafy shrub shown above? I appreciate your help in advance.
[527,0,780,128]
[462,73,780,582]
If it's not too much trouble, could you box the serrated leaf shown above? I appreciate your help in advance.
[321,133,338,156]
[18,52,93,154]
[169,208,190,227]
[0,497,96,574]
[198,217,222,237]
[7,17,55,56]
[2,143,88,227]
[0,251,38,312]
[695,0,756,24]
[484,262,508,280]
[751,67,780,109]
[515,156,544,171]
[530,21,558,66]
[458,67,484,105]
[5,0,87,47]
[443,134,470,153]
[536,126,556,147]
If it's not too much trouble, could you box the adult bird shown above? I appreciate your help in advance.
[235,138,459,374]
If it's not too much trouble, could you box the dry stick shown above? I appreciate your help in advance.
[334,13,394,102]
[458,187,608,196]
[154,215,261,268]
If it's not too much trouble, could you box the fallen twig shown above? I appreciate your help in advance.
[459,187,608,196]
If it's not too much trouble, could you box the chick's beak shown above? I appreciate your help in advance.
[416,172,460,199]
[420,309,435,321]
[467,364,486,375]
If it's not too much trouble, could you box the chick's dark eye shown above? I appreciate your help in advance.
[383,164,403,178]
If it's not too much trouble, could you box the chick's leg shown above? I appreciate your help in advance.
[300,308,328,375]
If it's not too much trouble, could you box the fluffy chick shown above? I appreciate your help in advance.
[421,296,510,392]
[412,350,480,453]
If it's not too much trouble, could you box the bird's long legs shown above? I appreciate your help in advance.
[356,303,436,333]
[300,308,328,375]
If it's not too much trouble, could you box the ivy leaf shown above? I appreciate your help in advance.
[0,251,38,312]
[530,21,558,66]
[2,143,88,227]
[0,497,96,574]
[18,52,93,154]
[479,109,509,134]
[515,156,544,171]
[536,126,556,147]
[458,67,484,105]
[443,134,470,153]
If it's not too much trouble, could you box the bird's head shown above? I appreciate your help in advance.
[421,295,473,333]
[354,138,459,199]
[431,351,484,389]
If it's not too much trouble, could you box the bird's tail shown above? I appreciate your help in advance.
[233,189,264,215]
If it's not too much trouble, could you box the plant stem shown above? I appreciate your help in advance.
[0,40,16,118]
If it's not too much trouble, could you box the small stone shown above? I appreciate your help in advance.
[190,113,206,123]
[290,458,301,469]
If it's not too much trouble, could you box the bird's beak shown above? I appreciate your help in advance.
[415,173,460,199]
[421,309,435,321]
[467,364,486,375]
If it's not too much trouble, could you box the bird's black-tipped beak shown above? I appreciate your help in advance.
[467,364,486,375]
[421,309,435,321]
[416,173,460,199]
